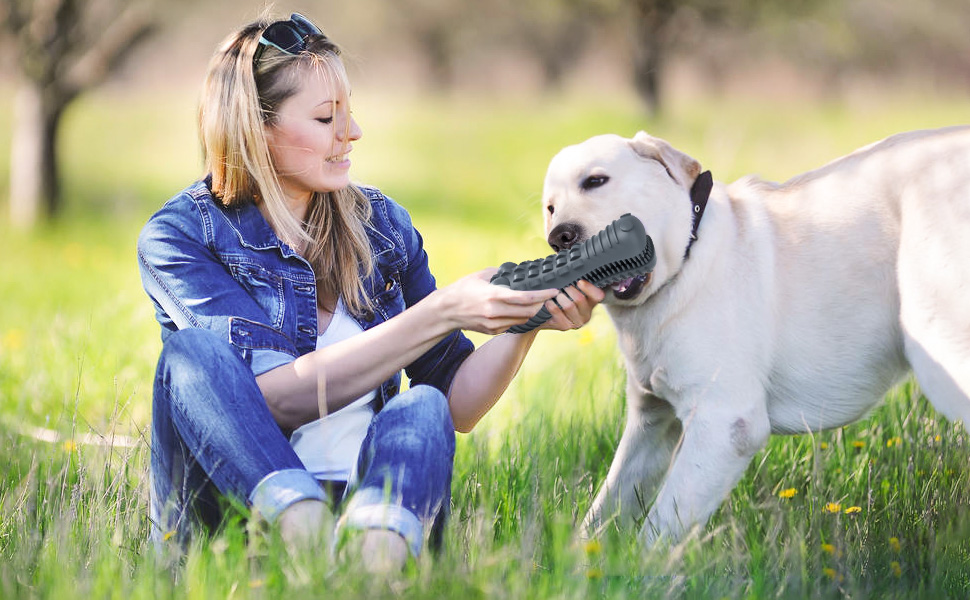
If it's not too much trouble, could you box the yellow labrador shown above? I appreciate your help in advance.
[542,127,970,544]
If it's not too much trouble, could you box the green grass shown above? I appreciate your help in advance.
[1,86,969,598]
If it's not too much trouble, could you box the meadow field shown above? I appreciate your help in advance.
[0,87,969,598]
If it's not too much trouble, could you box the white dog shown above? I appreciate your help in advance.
[541,127,970,544]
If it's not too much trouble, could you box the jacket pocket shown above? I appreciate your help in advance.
[229,263,285,329]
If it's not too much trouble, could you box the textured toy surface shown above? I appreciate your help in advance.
[490,213,656,333]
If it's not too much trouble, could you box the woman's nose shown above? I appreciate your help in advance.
[337,114,362,142]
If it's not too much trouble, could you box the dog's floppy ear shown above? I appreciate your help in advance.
[629,131,701,190]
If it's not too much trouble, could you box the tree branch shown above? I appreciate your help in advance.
[62,1,156,96]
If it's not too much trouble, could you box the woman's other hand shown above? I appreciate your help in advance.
[536,279,605,332]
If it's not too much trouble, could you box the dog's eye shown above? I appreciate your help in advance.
[547,205,555,215]
[581,175,610,191]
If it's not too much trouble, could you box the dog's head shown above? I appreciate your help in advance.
[542,131,703,306]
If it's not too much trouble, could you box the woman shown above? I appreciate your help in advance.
[137,12,604,570]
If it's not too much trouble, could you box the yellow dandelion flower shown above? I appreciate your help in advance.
[886,436,902,448]
[821,543,836,555]
[889,537,901,552]
[844,506,862,514]
[890,561,902,578]
[162,530,177,542]
[584,539,602,556]
[3,329,25,351]
[820,442,829,450]
[824,502,841,514]
[587,568,604,580]
[852,440,865,449]
[934,435,941,443]
[62,439,77,453]
[778,487,797,499]
[822,567,843,582]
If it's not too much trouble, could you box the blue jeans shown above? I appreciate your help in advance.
[150,328,455,557]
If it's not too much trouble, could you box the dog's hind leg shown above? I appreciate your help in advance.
[639,395,770,546]
[900,318,970,426]
[581,388,681,540]
[898,205,970,427]
[897,170,970,427]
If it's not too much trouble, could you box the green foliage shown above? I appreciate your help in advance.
[1,89,969,597]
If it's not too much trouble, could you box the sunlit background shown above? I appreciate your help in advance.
[1,0,968,439]
[0,2,969,595]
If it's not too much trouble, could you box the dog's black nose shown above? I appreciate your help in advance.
[548,223,583,252]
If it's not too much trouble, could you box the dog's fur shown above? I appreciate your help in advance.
[541,127,970,544]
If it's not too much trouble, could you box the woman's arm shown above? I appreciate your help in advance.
[256,271,559,430]
[446,279,605,433]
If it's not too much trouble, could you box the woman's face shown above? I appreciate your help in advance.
[265,67,361,204]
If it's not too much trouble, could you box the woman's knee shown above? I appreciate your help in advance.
[159,327,238,372]
[396,384,452,422]
[384,385,455,445]
[156,328,250,394]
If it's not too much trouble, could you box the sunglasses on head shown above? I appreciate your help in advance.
[254,13,323,65]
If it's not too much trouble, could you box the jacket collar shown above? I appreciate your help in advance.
[198,177,395,259]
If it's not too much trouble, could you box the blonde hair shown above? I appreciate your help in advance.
[199,18,373,316]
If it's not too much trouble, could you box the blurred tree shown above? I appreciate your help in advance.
[627,0,833,114]
[0,0,156,227]
[503,0,617,91]
[385,0,467,90]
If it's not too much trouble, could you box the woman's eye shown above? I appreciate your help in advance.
[581,175,610,191]
[316,117,334,125]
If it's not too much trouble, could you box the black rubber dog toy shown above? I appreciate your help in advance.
[490,213,656,333]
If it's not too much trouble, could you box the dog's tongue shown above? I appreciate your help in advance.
[611,277,636,293]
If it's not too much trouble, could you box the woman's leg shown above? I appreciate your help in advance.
[338,384,455,559]
[150,328,327,549]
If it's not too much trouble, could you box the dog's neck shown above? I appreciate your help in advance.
[684,171,713,259]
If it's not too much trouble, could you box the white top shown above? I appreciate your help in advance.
[288,298,376,482]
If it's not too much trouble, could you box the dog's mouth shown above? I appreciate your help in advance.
[610,273,651,301]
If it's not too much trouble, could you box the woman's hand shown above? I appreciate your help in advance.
[536,279,606,331]
[434,269,559,335]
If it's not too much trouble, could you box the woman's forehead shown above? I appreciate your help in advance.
[288,60,349,102]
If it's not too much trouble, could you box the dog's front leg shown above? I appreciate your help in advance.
[640,396,770,546]
[582,386,681,540]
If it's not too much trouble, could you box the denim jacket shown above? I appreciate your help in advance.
[137,178,474,409]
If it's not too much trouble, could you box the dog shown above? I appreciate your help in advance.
[541,126,970,545]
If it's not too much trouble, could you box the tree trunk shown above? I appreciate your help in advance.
[633,35,663,115]
[10,82,65,227]
[631,0,676,116]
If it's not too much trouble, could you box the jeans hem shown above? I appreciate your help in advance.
[336,487,425,557]
[248,468,328,523]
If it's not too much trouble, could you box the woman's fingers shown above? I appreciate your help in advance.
[453,268,610,334]
[538,280,605,331]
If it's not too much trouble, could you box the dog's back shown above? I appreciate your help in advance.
[718,126,970,432]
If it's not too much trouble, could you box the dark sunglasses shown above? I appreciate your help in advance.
[254,13,323,65]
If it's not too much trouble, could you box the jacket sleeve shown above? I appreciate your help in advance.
[383,198,475,396]
[137,199,298,377]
